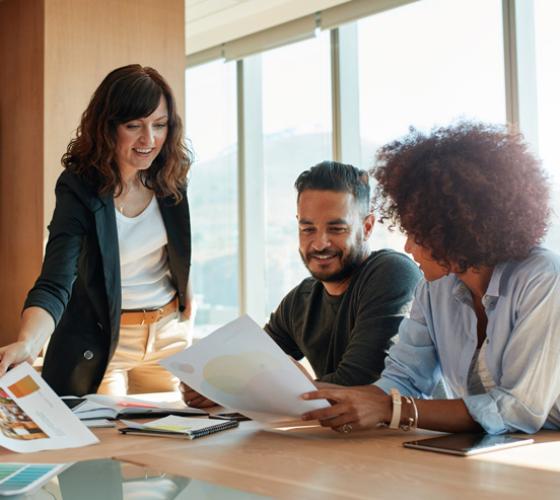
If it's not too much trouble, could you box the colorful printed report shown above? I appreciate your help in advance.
[0,363,98,453]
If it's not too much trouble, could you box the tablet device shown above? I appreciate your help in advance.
[403,433,534,456]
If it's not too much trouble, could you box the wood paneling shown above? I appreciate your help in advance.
[0,0,185,345]
[0,0,45,345]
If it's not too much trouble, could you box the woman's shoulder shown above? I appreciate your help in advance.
[500,247,560,297]
[55,170,105,211]
[512,247,560,277]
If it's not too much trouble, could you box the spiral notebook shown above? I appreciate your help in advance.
[119,415,238,439]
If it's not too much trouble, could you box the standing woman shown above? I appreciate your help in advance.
[301,122,560,434]
[0,65,193,396]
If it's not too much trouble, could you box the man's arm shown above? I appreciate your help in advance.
[320,252,422,386]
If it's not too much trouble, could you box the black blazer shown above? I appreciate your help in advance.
[24,170,191,395]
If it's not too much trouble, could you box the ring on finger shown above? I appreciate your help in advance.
[341,423,353,434]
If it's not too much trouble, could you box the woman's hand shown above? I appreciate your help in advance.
[179,382,216,408]
[301,385,392,433]
[0,307,55,376]
[0,341,35,376]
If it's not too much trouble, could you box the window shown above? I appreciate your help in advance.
[185,61,239,336]
[261,33,333,314]
[534,0,560,252]
[357,0,506,250]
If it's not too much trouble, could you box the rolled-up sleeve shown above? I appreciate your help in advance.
[464,270,560,434]
[375,282,441,397]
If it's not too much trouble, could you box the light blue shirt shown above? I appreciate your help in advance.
[375,247,560,434]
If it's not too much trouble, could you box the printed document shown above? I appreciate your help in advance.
[161,315,329,422]
[0,363,98,452]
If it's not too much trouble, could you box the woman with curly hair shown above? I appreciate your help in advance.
[0,65,194,396]
[301,122,560,434]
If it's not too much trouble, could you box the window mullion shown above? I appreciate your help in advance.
[237,57,267,324]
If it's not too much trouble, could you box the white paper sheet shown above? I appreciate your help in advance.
[0,363,98,453]
[160,315,329,422]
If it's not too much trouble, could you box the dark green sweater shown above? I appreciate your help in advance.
[264,250,421,386]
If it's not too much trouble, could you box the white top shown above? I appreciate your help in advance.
[116,195,176,310]
[467,340,496,395]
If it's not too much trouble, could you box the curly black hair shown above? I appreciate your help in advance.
[371,122,551,272]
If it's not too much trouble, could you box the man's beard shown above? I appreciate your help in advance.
[299,245,366,283]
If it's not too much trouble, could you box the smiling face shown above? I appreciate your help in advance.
[115,95,168,180]
[404,234,449,281]
[297,189,374,294]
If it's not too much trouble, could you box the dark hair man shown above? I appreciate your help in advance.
[182,161,421,407]
[264,160,421,386]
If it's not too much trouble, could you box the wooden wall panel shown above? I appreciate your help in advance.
[0,0,185,345]
[0,0,45,345]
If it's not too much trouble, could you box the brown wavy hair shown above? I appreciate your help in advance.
[62,64,191,201]
[371,122,551,272]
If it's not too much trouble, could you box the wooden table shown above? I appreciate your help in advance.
[1,422,560,499]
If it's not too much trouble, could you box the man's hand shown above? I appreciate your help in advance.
[300,385,391,433]
[0,341,35,377]
[179,382,216,408]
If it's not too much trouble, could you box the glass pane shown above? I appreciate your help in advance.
[185,61,239,336]
[358,0,506,251]
[535,0,560,252]
[24,459,266,499]
[261,33,333,315]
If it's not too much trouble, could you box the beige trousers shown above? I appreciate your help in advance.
[97,313,191,395]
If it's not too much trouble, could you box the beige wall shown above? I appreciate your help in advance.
[0,0,185,344]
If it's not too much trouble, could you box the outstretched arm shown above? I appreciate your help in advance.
[1,179,90,377]
[0,307,55,376]
[301,385,480,433]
